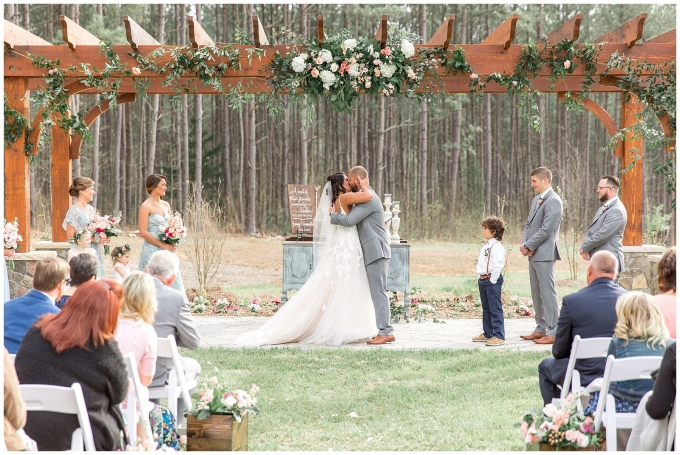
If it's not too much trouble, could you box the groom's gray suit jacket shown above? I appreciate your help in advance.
[581,198,627,271]
[330,187,391,264]
[522,190,563,262]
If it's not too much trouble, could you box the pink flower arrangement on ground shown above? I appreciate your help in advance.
[158,212,187,246]
[517,392,603,449]
[88,211,122,255]
[190,375,261,423]
[3,218,23,251]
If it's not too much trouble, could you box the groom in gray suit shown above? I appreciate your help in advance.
[579,175,627,274]
[330,166,394,345]
[520,167,563,344]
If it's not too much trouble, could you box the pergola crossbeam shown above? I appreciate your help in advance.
[375,15,388,49]
[59,15,100,50]
[481,14,519,49]
[594,13,647,48]
[123,16,160,52]
[542,13,583,45]
[188,16,214,48]
[647,29,675,44]
[427,14,455,49]
[252,16,269,48]
[4,19,51,49]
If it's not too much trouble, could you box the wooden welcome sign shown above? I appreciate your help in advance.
[287,184,318,235]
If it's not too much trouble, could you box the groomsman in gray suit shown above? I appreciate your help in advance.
[520,167,563,345]
[579,175,627,275]
[331,166,393,345]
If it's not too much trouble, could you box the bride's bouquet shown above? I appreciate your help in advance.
[88,212,122,255]
[158,212,187,246]
[3,218,23,251]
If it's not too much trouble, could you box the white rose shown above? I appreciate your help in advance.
[348,64,360,77]
[380,63,397,78]
[542,403,556,418]
[299,53,309,61]
[291,56,306,73]
[373,52,380,59]
[330,63,339,72]
[222,395,238,407]
[365,81,371,88]
[343,39,357,50]
[319,49,333,63]
[320,70,337,90]
[401,39,415,58]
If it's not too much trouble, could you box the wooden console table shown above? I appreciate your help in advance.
[282,240,411,320]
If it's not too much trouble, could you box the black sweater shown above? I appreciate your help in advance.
[15,326,128,451]
[646,342,676,420]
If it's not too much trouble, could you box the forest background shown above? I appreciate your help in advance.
[4,3,676,245]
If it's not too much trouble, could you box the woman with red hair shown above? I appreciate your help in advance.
[14,279,128,451]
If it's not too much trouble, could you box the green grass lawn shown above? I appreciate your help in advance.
[184,348,552,451]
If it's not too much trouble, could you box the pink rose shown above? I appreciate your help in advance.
[373,59,381,66]
[380,46,391,56]
[551,424,560,432]
[520,421,528,436]
[209,376,219,385]
[565,430,578,442]
[576,433,589,448]
[314,57,323,65]
[132,67,142,76]
[512,80,518,87]
[48,69,55,75]
[311,68,319,78]
[374,68,381,77]
[564,60,571,69]
[470,73,478,79]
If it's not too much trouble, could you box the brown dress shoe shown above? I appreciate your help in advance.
[534,335,555,344]
[367,334,396,345]
[520,332,546,341]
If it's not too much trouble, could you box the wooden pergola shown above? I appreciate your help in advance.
[4,12,676,251]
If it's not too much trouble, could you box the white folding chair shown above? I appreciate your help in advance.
[667,394,677,452]
[147,335,195,420]
[20,383,96,451]
[593,355,663,451]
[8,353,16,364]
[560,335,612,399]
[122,353,154,445]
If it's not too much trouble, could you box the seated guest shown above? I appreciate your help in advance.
[4,257,69,354]
[4,347,27,451]
[538,251,626,404]
[56,253,98,309]
[145,250,200,389]
[14,280,128,451]
[115,271,158,445]
[583,292,669,416]
[627,341,676,451]
[654,247,675,338]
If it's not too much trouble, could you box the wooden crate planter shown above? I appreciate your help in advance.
[526,442,604,451]
[187,414,248,451]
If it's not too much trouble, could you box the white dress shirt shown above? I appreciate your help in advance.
[603,195,619,210]
[476,238,506,284]
[37,290,56,306]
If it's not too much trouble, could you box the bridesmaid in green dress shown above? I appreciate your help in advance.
[62,177,109,278]
[138,174,185,292]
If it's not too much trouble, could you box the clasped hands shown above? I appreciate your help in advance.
[579,247,591,261]
[519,244,534,257]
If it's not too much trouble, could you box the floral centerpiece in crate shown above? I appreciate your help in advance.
[519,392,604,451]
[158,212,187,246]
[88,211,122,255]
[186,376,260,451]
[3,218,23,253]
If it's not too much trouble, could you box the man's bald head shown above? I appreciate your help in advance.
[587,250,618,284]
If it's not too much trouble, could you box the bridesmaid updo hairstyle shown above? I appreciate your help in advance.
[327,173,347,204]
[68,177,95,197]
[145,174,167,194]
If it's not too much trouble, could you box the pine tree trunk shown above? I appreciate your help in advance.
[147,4,165,175]
[92,118,100,210]
[418,4,428,215]
[113,107,123,214]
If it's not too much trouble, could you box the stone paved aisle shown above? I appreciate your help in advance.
[193,316,553,352]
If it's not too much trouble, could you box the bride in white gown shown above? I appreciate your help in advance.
[235,173,378,346]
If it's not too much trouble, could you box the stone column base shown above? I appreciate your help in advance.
[5,251,57,299]
[32,241,72,261]
[618,245,666,294]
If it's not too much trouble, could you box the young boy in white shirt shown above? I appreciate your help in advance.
[472,216,507,346]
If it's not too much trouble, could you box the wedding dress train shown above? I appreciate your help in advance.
[235,186,377,346]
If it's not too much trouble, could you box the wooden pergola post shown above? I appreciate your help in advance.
[51,118,72,242]
[621,96,645,246]
[4,77,31,252]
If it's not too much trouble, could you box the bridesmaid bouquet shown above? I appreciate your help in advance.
[3,218,23,251]
[158,212,187,246]
[88,212,122,255]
